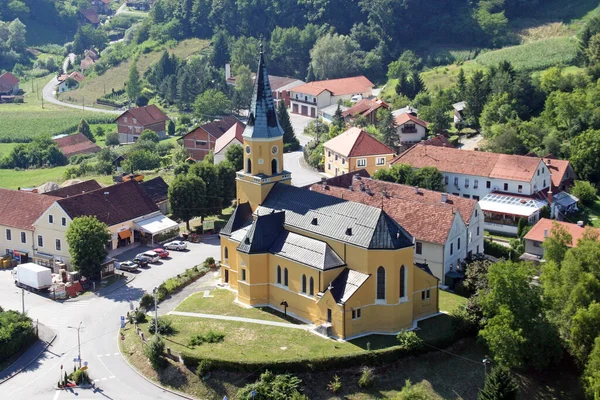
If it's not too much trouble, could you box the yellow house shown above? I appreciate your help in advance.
[220,49,439,340]
[323,127,395,177]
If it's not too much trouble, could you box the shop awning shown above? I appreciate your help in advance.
[118,230,132,240]
[479,193,547,217]
[134,214,179,235]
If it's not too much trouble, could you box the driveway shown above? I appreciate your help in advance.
[459,133,484,150]
[0,236,221,400]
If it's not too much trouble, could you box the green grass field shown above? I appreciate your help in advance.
[439,290,467,313]
[420,60,486,91]
[64,38,210,106]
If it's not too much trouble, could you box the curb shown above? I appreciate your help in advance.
[63,274,135,303]
[0,327,57,385]
[117,327,197,400]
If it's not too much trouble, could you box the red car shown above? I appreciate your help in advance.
[153,248,170,259]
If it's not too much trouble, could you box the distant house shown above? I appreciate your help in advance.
[44,180,102,198]
[453,101,466,126]
[52,133,101,158]
[139,177,170,214]
[214,122,245,164]
[395,112,429,144]
[522,218,599,262]
[0,72,19,95]
[84,49,100,61]
[115,105,170,143]
[225,65,304,108]
[542,156,577,191]
[323,127,395,177]
[181,116,242,161]
[422,134,455,148]
[290,76,374,117]
[342,98,389,125]
[319,103,348,124]
[80,56,96,71]
[79,8,100,25]
[90,0,110,13]
[56,72,85,93]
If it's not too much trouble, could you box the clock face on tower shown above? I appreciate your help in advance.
[271,145,278,155]
[245,145,251,154]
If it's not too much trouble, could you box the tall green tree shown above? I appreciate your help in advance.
[309,33,361,80]
[477,365,519,400]
[216,161,236,208]
[332,101,346,131]
[420,91,451,134]
[127,60,141,103]
[66,216,110,279]
[169,174,207,231]
[543,222,573,265]
[77,119,95,143]
[189,162,222,217]
[210,30,230,68]
[233,65,253,111]
[277,100,300,151]
[225,144,243,170]
[464,70,490,129]
[376,107,397,149]
[571,129,600,185]
[456,68,467,100]
[194,89,231,121]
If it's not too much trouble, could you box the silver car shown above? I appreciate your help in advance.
[117,261,139,272]
[164,241,187,251]
[137,251,160,263]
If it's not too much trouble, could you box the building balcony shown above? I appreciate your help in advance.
[400,128,418,134]
[236,170,292,184]
[290,97,318,106]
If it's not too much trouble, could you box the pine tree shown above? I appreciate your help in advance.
[377,108,397,149]
[332,101,345,131]
[395,72,408,96]
[410,70,425,99]
[478,366,519,400]
[126,60,141,103]
[277,100,300,151]
[177,71,194,110]
[306,63,316,82]
[457,68,467,100]
[579,26,592,65]
[211,30,230,68]
[77,119,95,143]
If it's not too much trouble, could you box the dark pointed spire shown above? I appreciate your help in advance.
[242,45,284,140]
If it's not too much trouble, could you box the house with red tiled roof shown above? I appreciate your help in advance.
[80,56,96,71]
[115,105,170,143]
[53,133,101,158]
[79,8,100,25]
[181,116,243,161]
[56,71,85,93]
[90,0,110,13]
[522,218,600,261]
[214,122,245,164]
[393,144,554,235]
[310,173,485,284]
[395,112,429,144]
[0,72,19,95]
[540,156,577,191]
[290,76,374,117]
[323,127,395,177]
[422,134,455,148]
[0,189,58,265]
[342,98,389,125]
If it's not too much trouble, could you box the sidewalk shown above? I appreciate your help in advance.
[0,322,56,383]
[168,311,313,330]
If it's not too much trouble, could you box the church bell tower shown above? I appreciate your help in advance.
[236,45,291,210]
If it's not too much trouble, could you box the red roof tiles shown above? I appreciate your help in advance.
[323,127,395,158]
[342,98,388,118]
[292,76,374,97]
[0,189,58,231]
[53,133,101,158]
[395,112,429,128]
[524,218,600,247]
[116,105,169,127]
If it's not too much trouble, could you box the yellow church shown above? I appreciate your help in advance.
[220,49,439,339]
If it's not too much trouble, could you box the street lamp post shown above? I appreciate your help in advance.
[21,287,25,314]
[482,357,490,377]
[153,287,158,334]
[68,322,83,369]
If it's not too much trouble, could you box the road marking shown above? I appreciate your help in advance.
[97,354,102,357]
[101,377,107,381]
[53,389,61,400]
[94,379,100,382]
[113,353,119,356]
[109,376,115,379]
[105,353,110,356]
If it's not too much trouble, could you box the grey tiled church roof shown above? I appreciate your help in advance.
[237,211,285,253]
[269,231,346,270]
[257,183,414,250]
[328,268,371,304]
[242,47,284,140]
[221,202,253,236]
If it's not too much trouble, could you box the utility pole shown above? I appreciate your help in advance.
[21,287,25,314]
[68,322,83,369]
[153,287,158,334]
[482,357,490,377]
[82,97,85,111]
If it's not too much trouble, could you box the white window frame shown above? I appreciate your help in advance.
[49,214,54,224]
[357,158,367,167]
[61,217,67,226]
[6,229,11,241]
[20,232,26,243]
[56,239,61,251]
[376,157,386,166]
[37,235,43,248]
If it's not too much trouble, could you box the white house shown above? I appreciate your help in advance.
[213,121,245,164]
[311,174,485,285]
[393,144,553,235]
[394,112,429,144]
[56,72,85,93]
[289,76,374,117]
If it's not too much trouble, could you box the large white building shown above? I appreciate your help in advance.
[393,144,554,235]
[289,76,374,117]
[311,173,484,285]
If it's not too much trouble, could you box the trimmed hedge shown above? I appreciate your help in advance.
[0,310,37,361]
[179,324,464,374]
[484,238,512,260]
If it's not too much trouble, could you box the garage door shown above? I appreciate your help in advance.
[301,105,308,115]
[292,103,298,113]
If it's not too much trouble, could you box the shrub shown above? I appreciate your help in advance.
[0,310,37,361]
[394,379,430,400]
[148,317,174,335]
[572,180,597,206]
[237,370,304,399]
[196,359,212,378]
[106,132,120,146]
[204,257,216,268]
[144,335,165,370]
[451,305,479,337]
[156,284,168,302]
[188,330,225,346]
[139,293,154,310]
[133,309,147,323]
[396,330,423,351]
[358,366,375,388]
[478,365,519,400]
[484,239,512,260]
[327,375,342,393]
[71,369,91,385]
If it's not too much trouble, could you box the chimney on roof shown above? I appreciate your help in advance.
[311,217,318,225]
[421,140,425,145]
[382,188,388,198]
[547,191,553,205]
[321,177,327,190]
[474,147,479,151]
[244,237,250,245]
[544,229,549,238]
[546,159,551,165]
[349,185,354,191]
[365,187,372,195]
[354,174,361,181]
[442,143,446,147]
[359,182,365,192]
[441,193,448,203]
[345,227,352,236]
[225,63,231,80]
[578,221,584,227]
[414,186,419,194]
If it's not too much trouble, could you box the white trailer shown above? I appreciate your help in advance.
[12,263,53,291]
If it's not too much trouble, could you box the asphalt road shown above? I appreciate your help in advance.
[42,75,122,115]
[0,237,220,400]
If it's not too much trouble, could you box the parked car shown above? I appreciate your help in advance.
[153,248,170,258]
[164,241,187,251]
[133,255,151,268]
[137,251,160,263]
[117,261,139,272]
